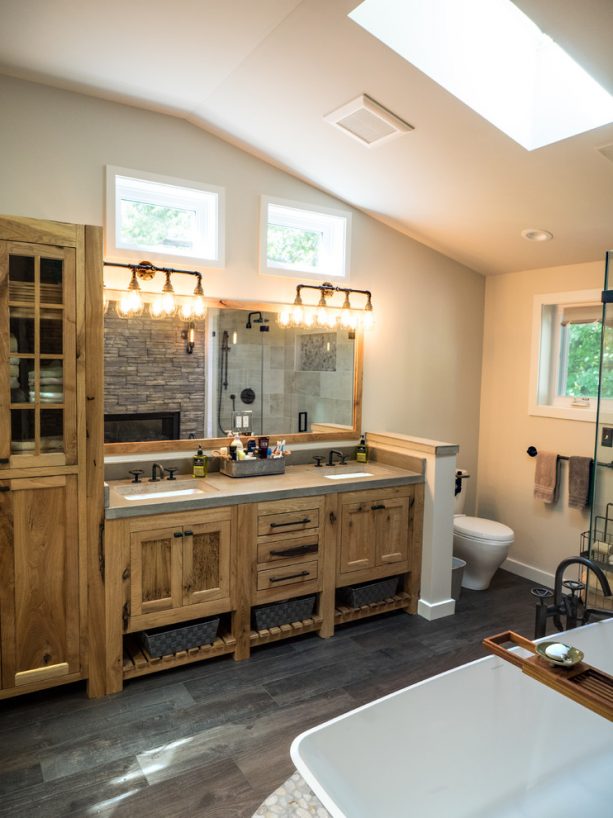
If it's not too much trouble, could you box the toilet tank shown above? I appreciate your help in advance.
[454,469,470,515]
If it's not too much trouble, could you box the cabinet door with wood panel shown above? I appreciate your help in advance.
[127,508,233,631]
[0,240,77,469]
[338,488,412,581]
[0,475,81,690]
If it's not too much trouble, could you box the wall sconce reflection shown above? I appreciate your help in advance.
[181,321,196,354]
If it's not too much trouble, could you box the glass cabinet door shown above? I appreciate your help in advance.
[0,241,76,468]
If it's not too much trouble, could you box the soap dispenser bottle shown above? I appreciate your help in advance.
[229,433,244,461]
[192,447,208,478]
[355,434,368,464]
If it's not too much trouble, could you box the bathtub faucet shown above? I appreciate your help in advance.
[532,556,612,639]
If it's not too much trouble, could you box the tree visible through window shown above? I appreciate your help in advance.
[120,200,196,250]
[564,322,613,399]
[267,224,321,267]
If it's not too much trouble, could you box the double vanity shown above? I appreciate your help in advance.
[101,459,424,695]
[0,213,427,702]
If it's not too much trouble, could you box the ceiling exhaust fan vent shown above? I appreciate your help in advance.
[325,94,413,147]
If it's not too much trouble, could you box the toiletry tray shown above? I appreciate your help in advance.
[220,457,285,478]
[483,630,613,722]
[337,576,400,608]
[139,616,220,658]
[252,594,316,630]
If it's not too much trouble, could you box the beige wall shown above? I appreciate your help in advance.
[478,260,604,582]
[0,75,485,507]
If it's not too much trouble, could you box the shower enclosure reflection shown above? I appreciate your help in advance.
[207,308,355,438]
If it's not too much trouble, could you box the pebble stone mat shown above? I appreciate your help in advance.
[252,770,331,818]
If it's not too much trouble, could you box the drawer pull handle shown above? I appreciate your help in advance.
[371,504,386,511]
[183,530,193,536]
[269,517,311,529]
[269,543,318,558]
[174,531,184,538]
[269,570,310,583]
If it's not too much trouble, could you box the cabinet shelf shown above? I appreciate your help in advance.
[334,592,411,625]
[122,632,237,680]
[250,615,323,647]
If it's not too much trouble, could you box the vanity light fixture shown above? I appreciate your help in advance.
[277,282,375,331]
[115,269,144,318]
[151,271,177,318]
[103,260,207,321]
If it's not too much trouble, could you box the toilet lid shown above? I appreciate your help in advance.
[453,515,514,543]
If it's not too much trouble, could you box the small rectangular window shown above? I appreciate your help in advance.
[530,289,605,421]
[260,196,351,279]
[106,166,224,267]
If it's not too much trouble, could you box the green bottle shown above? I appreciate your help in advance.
[355,434,368,463]
[192,447,208,478]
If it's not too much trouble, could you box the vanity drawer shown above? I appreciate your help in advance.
[257,532,320,568]
[257,507,320,537]
[256,560,319,592]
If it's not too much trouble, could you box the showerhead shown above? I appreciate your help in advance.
[246,311,264,329]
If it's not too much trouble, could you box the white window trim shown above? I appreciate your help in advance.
[105,165,225,268]
[259,195,351,280]
[529,288,602,422]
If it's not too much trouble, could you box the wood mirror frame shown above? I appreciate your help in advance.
[102,297,363,456]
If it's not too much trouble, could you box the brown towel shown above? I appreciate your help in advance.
[568,456,592,509]
[534,451,559,503]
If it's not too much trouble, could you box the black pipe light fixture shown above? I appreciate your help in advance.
[277,282,374,331]
[103,260,206,321]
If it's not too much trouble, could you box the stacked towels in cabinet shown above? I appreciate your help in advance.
[9,333,21,394]
[28,363,63,403]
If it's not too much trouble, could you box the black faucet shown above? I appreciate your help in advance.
[532,555,612,638]
[327,449,347,467]
[150,463,166,482]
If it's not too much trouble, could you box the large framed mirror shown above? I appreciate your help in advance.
[103,300,363,454]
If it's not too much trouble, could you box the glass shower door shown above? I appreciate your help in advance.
[587,249,613,613]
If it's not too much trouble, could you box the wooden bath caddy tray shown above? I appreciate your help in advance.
[483,630,613,722]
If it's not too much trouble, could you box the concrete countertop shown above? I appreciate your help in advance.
[105,461,422,519]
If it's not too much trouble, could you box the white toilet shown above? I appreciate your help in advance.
[453,469,514,590]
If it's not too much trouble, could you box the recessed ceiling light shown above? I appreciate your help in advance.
[521,228,553,242]
[349,0,613,151]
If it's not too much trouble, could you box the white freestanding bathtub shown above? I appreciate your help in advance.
[291,619,613,818]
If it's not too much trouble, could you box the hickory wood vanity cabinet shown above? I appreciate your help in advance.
[0,215,104,699]
[102,479,423,694]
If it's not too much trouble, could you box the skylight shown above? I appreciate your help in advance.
[349,0,613,150]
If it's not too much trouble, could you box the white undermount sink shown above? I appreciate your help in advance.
[115,478,217,501]
[324,471,373,480]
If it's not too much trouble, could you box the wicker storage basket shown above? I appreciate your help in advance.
[139,616,220,658]
[337,576,400,608]
[252,595,316,630]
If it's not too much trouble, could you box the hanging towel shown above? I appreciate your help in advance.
[534,451,560,503]
[568,456,592,510]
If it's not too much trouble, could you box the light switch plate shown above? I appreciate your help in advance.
[601,427,613,447]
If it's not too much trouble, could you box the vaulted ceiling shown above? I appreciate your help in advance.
[1,0,612,274]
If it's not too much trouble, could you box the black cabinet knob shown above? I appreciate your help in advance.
[128,469,144,484]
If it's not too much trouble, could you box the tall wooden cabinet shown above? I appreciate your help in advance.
[0,216,104,699]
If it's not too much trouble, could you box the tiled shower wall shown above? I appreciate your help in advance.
[214,310,354,436]
[104,311,206,440]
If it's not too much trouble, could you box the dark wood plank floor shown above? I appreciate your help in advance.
[0,571,540,818]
